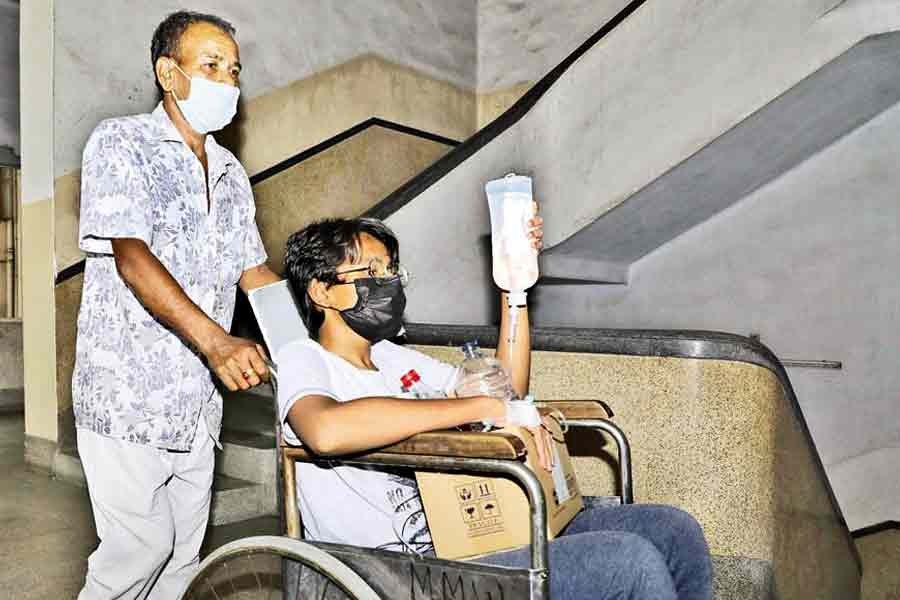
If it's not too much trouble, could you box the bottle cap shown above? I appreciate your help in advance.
[461,341,481,359]
[400,369,421,389]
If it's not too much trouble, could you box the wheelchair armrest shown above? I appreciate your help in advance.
[377,430,528,459]
[281,430,527,462]
[536,400,614,420]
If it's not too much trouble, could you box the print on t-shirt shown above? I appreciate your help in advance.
[381,473,433,554]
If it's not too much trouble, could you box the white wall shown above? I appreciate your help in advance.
[476,0,630,92]
[53,0,478,176]
[0,0,19,157]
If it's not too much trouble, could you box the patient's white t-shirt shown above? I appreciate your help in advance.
[276,338,458,553]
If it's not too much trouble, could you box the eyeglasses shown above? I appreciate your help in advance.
[334,258,410,287]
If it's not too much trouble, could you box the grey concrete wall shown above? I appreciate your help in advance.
[392,0,900,322]
[527,0,900,250]
[476,0,630,92]
[0,0,18,157]
[386,0,900,529]
[53,0,477,176]
[52,0,677,174]
[529,103,900,530]
[0,321,23,390]
[386,123,524,324]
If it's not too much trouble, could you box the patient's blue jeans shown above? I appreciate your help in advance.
[474,498,713,600]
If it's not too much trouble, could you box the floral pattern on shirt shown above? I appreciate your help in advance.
[73,103,267,451]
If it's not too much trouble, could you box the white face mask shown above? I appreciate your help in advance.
[171,63,240,134]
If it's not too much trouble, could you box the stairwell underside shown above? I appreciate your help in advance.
[543,31,900,283]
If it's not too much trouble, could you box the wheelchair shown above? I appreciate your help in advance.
[180,281,634,600]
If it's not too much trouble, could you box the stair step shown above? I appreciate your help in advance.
[210,474,276,527]
[202,515,281,556]
[221,427,275,449]
[217,429,276,484]
[538,277,628,286]
[218,383,279,493]
[222,388,276,438]
[538,254,629,283]
[213,388,280,524]
[53,446,86,487]
[213,473,257,492]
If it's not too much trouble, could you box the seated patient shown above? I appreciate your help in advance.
[277,217,713,600]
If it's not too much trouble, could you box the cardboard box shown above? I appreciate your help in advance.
[416,420,583,560]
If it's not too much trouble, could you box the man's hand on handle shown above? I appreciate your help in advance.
[203,333,270,391]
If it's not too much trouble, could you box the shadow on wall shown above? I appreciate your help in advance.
[0,322,23,399]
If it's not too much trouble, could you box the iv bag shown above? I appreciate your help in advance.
[486,173,539,301]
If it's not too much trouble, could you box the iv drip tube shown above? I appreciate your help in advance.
[506,293,525,397]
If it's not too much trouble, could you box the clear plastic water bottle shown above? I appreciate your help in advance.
[400,369,444,399]
[453,342,515,401]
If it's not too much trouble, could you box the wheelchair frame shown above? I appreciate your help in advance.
[274,393,634,599]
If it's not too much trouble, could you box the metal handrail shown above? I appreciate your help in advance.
[780,359,842,369]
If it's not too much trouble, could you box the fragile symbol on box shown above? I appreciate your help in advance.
[460,502,480,523]
[456,480,504,537]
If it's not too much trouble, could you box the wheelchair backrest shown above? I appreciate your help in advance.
[246,279,309,367]
[246,279,310,539]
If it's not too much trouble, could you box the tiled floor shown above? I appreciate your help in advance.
[0,413,277,600]
[0,412,95,599]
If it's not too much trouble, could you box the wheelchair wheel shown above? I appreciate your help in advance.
[181,535,380,600]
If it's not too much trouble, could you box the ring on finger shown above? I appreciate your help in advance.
[242,369,254,380]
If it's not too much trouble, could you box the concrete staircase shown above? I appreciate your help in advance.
[380,2,900,325]
[539,32,900,284]
[213,387,278,525]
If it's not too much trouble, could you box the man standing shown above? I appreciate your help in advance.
[73,11,280,599]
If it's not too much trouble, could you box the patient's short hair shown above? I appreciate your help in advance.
[283,218,400,338]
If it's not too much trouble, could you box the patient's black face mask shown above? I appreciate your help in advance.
[339,276,406,343]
